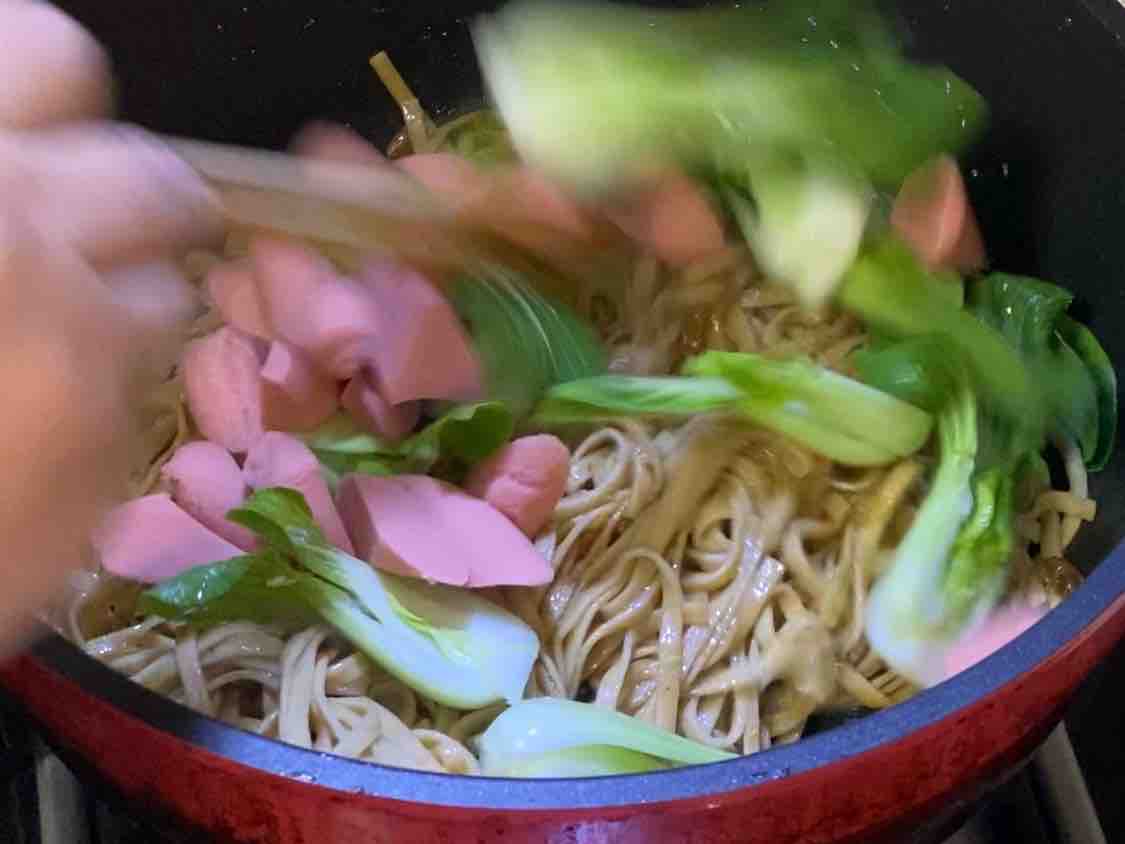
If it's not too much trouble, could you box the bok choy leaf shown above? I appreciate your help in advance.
[477,698,734,777]
[967,273,1117,470]
[531,374,741,425]
[140,488,539,709]
[449,265,607,419]
[302,401,515,486]
[684,350,933,466]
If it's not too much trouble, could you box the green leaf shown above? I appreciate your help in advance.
[227,486,326,553]
[531,375,740,425]
[684,350,933,466]
[231,487,540,708]
[137,552,319,629]
[943,468,1014,629]
[839,237,1042,443]
[478,698,733,777]
[717,150,872,306]
[499,745,670,778]
[301,402,515,481]
[475,0,986,194]
[449,266,607,418]
[1057,316,1118,471]
[967,273,1106,468]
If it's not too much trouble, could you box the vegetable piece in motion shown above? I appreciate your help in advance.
[684,350,934,466]
[448,264,607,418]
[464,434,570,537]
[478,698,734,777]
[336,473,554,586]
[967,272,1116,470]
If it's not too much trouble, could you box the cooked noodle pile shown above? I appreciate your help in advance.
[64,240,1093,773]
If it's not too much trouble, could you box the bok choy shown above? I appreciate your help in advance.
[139,488,539,709]
[531,354,933,466]
[477,698,734,777]
[474,0,986,297]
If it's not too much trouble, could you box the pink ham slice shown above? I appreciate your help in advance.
[359,259,482,403]
[182,326,266,453]
[250,237,382,380]
[943,602,1047,681]
[260,340,339,432]
[242,432,354,553]
[291,122,386,165]
[340,370,420,444]
[204,259,271,340]
[891,155,987,274]
[93,494,242,583]
[464,435,570,537]
[160,442,255,550]
[607,169,726,267]
[336,474,554,587]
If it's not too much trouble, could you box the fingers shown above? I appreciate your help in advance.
[0,2,113,128]
[0,124,223,266]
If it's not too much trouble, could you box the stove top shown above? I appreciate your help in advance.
[0,704,1107,844]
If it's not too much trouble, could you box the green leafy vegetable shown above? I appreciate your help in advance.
[968,273,1116,470]
[301,401,514,484]
[477,698,734,777]
[863,374,981,686]
[531,374,741,425]
[1058,316,1117,471]
[684,350,933,466]
[717,150,873,305]
[474,0,985,297]
[476,0,985,192]
[840,237,1041,441]
[137,552,318,630]
[142,488,539,709]
[434,109,517,166]
[449,265,607,418]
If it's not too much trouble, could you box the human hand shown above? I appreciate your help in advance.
[0,0,221,652]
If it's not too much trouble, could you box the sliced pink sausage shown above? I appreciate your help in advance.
[160,442,255,550]
[93,494,243,583]
[464,434,570,537]
[242,432,354,553]
[340,370,420,444]
[182,326,266,453]
[204,259,271,339]
[395,153,491,211]
[943,603,1047,681]
[337,474,554,587]
[359,260,482,403]
[250,237,382,379]
[607,170,726,267]
[260,341,339,432]
[891,155,987,274]
[291,121,386,165]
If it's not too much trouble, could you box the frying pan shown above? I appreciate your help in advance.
[4,1,1125,842]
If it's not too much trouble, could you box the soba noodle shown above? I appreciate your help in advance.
[64,239,1094,774]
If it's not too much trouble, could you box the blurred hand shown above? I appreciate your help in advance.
[0,0,220,652]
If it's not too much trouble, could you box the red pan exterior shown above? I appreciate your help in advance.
[5,589,1125,844]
